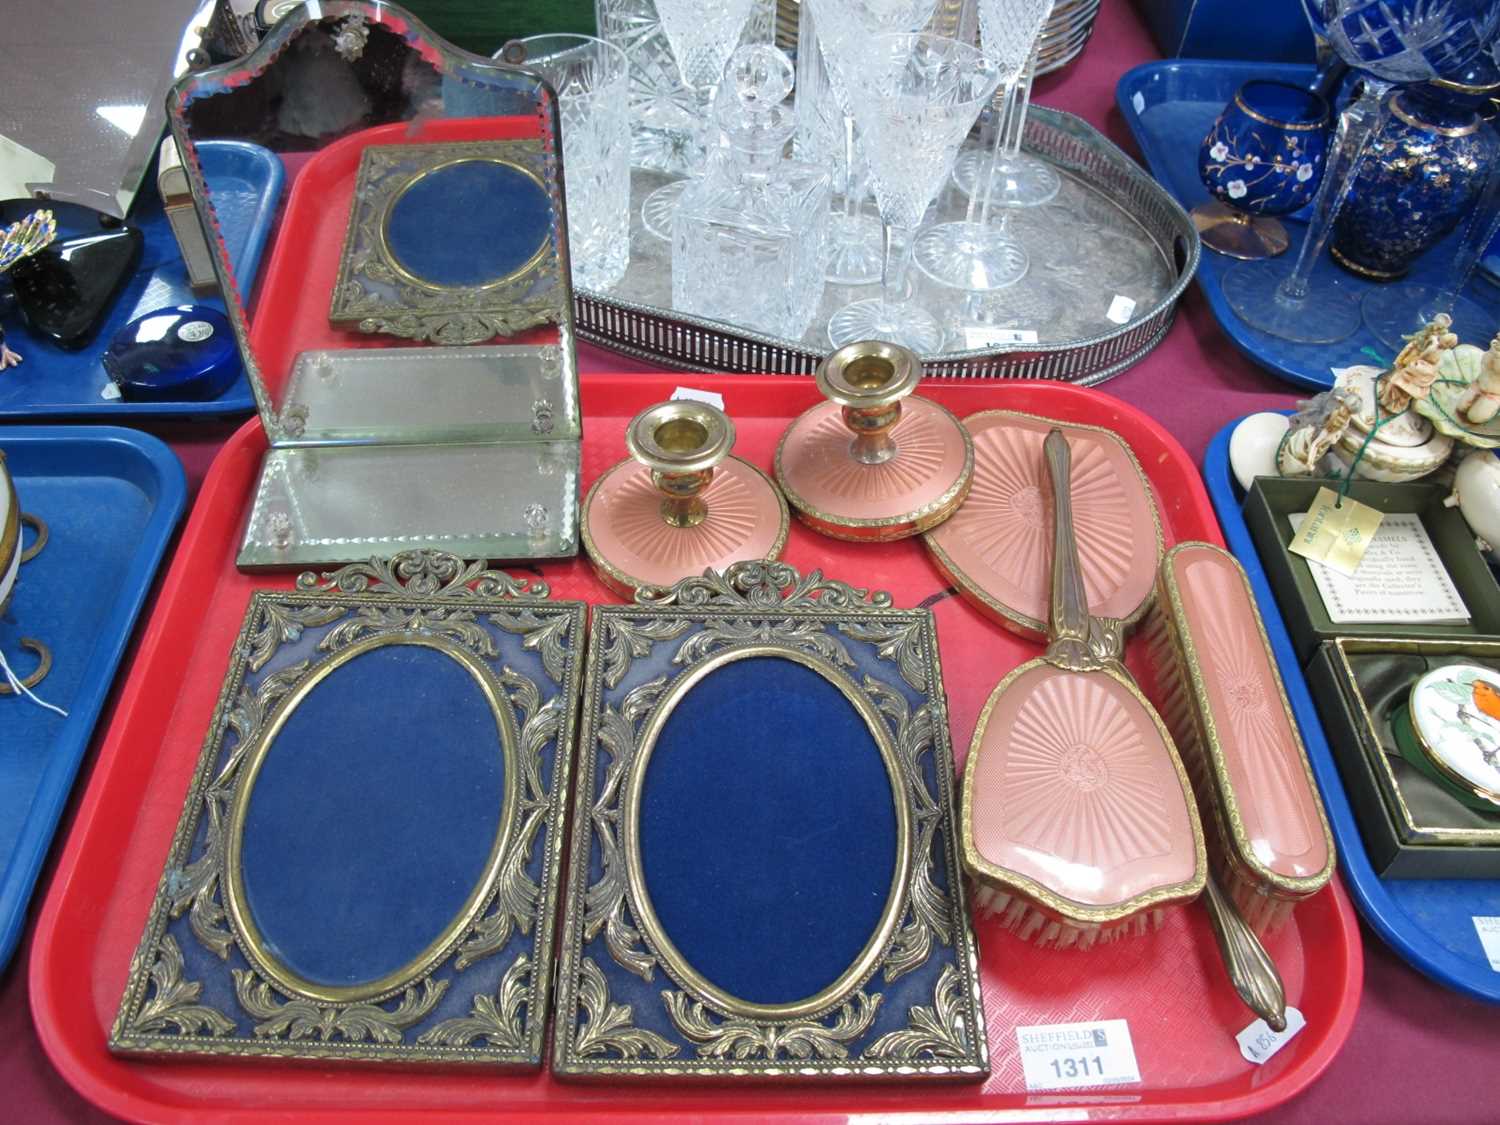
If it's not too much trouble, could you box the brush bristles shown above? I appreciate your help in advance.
[1145,604,1299,935]
[1220,855,1298,934]
[970,882,1164,950]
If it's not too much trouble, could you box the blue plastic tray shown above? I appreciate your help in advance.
[1204,415,1500,1002]
[0,426,186,969]
[0,140,282,419]
[1117,60,1500,392]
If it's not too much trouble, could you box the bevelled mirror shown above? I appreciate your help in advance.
[168,0,580,569]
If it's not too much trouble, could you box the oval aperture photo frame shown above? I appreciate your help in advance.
[553,561,989,1081]
[110,553,586,1069]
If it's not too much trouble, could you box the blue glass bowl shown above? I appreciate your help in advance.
[1193,80,1330,260]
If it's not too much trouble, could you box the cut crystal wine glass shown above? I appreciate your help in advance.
[949,0,1060,211]
[808,0,943,286]
[912,0,1051,291]
[639,0,759,239]
[1222,0,1500,344]
[826,32,1003,352]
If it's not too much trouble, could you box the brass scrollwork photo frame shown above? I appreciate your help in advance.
[552,561,989,1081]
[111,551,585,1068]
[329,141,565,345]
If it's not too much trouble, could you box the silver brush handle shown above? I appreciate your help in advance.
[1203,874,1288,1032]
[1044,429,1093,669]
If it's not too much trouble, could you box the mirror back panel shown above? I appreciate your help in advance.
[166,2,582,568]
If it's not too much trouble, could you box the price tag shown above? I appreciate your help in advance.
[964,326,1038,348]
[670,386,724,410]
[99,382,122,401]
[1016,1019,1142,1091]
[1236,1006,1306,1065]
[1473,917,1500,970]
[1287,486,1384,576]
[1105,294,1136,325]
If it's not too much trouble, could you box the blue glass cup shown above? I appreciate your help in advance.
[1193,80,1330,260]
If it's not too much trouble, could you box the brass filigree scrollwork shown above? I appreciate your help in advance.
[296,550,550,600]
[121,935,235,1039]
[418,956,533,1050]
[232,975,447,1043]
[866,963,971,1060]
[114,554,583,1065]
[663,990,881,1061]
[867,678,952,984]
[573,958,677,1059]
[635,560,891,610]
[838,620,930,692]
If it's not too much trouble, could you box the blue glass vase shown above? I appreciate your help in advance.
[1332,75,1500,280]
[1193,80,1330,260]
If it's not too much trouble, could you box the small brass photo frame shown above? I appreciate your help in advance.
[111,551,586,1068]
[328,141,564,344]
[553,561,988,1081]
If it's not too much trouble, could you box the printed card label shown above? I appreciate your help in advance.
[1237,1007,1306,1064]
[1016,1019,1142,1091]
[964,327,1039,348]
[1288,510,1470,624]
[670,386,725,410]
[1106,294,1137,324]
[1474,917,1500,971]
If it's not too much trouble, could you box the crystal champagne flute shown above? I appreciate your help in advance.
[826,32,1003,352]
[640,0,760,240]
[911,0,1052,291]
[808,0,943,285]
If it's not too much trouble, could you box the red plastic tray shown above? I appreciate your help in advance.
[30,374,1362,1123]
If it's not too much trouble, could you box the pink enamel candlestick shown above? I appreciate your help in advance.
[775,341,973,541]
[582,400,789,598]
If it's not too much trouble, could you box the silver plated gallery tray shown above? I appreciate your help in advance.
[575,107,1199,384]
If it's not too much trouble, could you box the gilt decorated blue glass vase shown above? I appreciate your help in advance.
[1332,75,1500,280]
[1194,80,1330,260]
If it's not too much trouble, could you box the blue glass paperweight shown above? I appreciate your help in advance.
[102,305,239,401]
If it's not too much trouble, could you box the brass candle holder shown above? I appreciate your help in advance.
[775,341,973,541]
[581,400,789,597]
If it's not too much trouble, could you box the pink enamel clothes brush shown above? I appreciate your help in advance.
[1147,541,1336,935]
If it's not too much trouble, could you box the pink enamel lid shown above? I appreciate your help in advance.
[963,661,1206,919]
[926,412,1162,639]
[1165,543,1334,889]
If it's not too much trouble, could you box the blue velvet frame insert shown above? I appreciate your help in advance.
[239,643,508,990]
[385,159,552,289]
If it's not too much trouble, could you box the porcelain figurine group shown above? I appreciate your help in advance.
[1229,312,1500,560]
